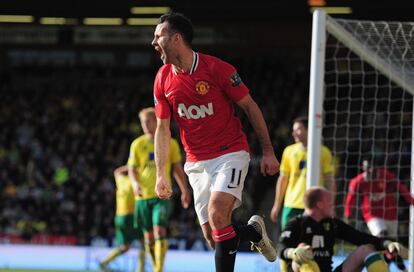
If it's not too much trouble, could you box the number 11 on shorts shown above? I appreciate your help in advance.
[227,168,242,189]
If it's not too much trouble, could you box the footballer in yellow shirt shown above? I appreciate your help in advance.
[270,116,336,272]
[279,143,334,210]
[128,107,191,272]
[127,135,181,200]
[99,165,145,272]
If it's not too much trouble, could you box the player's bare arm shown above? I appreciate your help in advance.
[128,166,142,197]
[154,117,173,199]
[236,94,280,176]
[172,162,191,209]
[271,174,289,223]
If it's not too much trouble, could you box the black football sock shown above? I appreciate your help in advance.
[213,225,239,272]
[234,224,261,243]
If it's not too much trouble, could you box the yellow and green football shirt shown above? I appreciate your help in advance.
[115,174,135,216]
[280,142,334,209]
[127,135,182,200]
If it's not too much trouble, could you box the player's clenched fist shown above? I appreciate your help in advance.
[155,176,173,199]
[260,153,280,176]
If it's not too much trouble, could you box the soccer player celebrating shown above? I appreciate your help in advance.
[151,12,280,272]
[278,186,407,272]
[99,165,145,272]
[128,107,191,272]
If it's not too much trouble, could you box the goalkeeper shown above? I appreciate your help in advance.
[278,186,407,272]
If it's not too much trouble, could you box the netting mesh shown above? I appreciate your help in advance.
[323,18,414,250]
[334,19,414,75]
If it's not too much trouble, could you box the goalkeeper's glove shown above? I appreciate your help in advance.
[383,240,408,259]
[286,244,314,264]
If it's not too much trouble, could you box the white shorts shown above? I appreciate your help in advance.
[184,151,250,225]
[367,218,398,238]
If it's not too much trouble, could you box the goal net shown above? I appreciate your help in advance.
[307,10,414,268]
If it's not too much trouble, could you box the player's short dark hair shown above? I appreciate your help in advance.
[304,186,328,209]
[159,12,193,46]
[293,116,308,129]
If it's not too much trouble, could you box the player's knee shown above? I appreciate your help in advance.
[144,231,154,242]
[356,244,375,257]
[120,244,130,252]
[208,207,231,229]
[208,193,234,229]
[153,226,167,239]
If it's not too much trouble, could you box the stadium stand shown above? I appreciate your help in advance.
[0,50,309,248]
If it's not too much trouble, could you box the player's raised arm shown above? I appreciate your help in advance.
[236,94,280,176]
[154,117,173,199]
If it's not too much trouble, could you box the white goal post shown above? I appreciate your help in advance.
[308,9,414,270]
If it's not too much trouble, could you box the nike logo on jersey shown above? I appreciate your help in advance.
[228,250,237,255]
[165,91,174,97]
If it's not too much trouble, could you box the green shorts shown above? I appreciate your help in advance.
[115,214,143,246]
[134,198,172,232]
[281,207,304,229]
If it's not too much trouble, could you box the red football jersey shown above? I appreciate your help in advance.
[154,52,250,162]
[344,168,414,221]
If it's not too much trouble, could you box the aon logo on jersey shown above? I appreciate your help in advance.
[178,103,214,120]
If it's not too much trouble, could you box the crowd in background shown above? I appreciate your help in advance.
[0,50,308,247]
[0,48,411,248]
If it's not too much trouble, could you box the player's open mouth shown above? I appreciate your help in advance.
[155,47,164,60]
[153,46,160,54]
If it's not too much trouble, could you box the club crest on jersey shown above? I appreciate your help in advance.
[195,80,210,95]
[229,72,242,87]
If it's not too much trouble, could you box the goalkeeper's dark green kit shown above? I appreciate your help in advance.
[278,215,386,272]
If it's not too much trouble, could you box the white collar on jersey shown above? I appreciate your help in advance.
[173,51,199,75]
